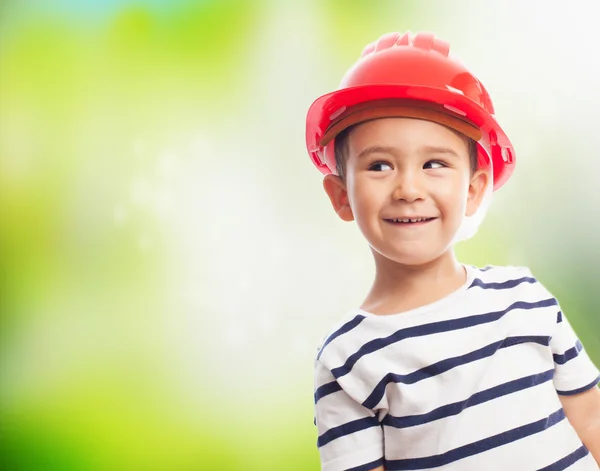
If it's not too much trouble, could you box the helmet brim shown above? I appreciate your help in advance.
[306,84,515,190]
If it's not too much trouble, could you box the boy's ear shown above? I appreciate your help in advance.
[323,174,354,222]
[466,169,489,217]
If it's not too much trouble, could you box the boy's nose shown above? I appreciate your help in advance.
[392,171,425,202]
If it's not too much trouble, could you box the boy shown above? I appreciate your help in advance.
[306,32,600,470]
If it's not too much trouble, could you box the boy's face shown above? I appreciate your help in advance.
[323,117,487,267]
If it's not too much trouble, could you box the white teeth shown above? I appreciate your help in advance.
[392,217,429,223]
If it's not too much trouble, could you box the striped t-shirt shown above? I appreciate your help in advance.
[313,265,600,471]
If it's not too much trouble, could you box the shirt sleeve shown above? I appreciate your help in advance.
[314,359,384,471]
[550,308,600,396]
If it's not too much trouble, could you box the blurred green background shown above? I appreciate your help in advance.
[1,1,599,470]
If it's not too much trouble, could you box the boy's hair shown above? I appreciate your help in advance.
[334,123,479,180]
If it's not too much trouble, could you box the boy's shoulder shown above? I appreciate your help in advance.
[314,309,365,363]
[468,263,545,292]
[467,264,557,306]
[469,263,534,280]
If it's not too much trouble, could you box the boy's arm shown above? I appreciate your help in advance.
[560,387,600,465]
[314,358,384,470]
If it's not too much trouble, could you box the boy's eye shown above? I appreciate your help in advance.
[368,162,393,172]
[423,160,447,169]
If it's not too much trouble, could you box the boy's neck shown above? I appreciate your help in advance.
[360,249,466,316]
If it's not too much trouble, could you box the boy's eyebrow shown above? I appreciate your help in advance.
[356,145,397,160]
[356,145,462,160]
[420,145,460,157]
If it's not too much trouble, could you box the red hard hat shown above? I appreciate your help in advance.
[305,32,515,191]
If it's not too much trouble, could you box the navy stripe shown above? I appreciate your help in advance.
[536,445,589,471]
[557,310,563,323]
[347,457,384,471]
[469,276,537,290]
[382,369,554,429]
[363,336,550,409]
[556,374,600,396]
[385,408,565,470]
[317,315,366,360]
[331,298,557,380]
[314,380,342,403]
[317,416,380,447]
[480,265,494,271]
[553,340,583,365]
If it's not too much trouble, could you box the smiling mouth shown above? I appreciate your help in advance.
[385,217,437,224]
